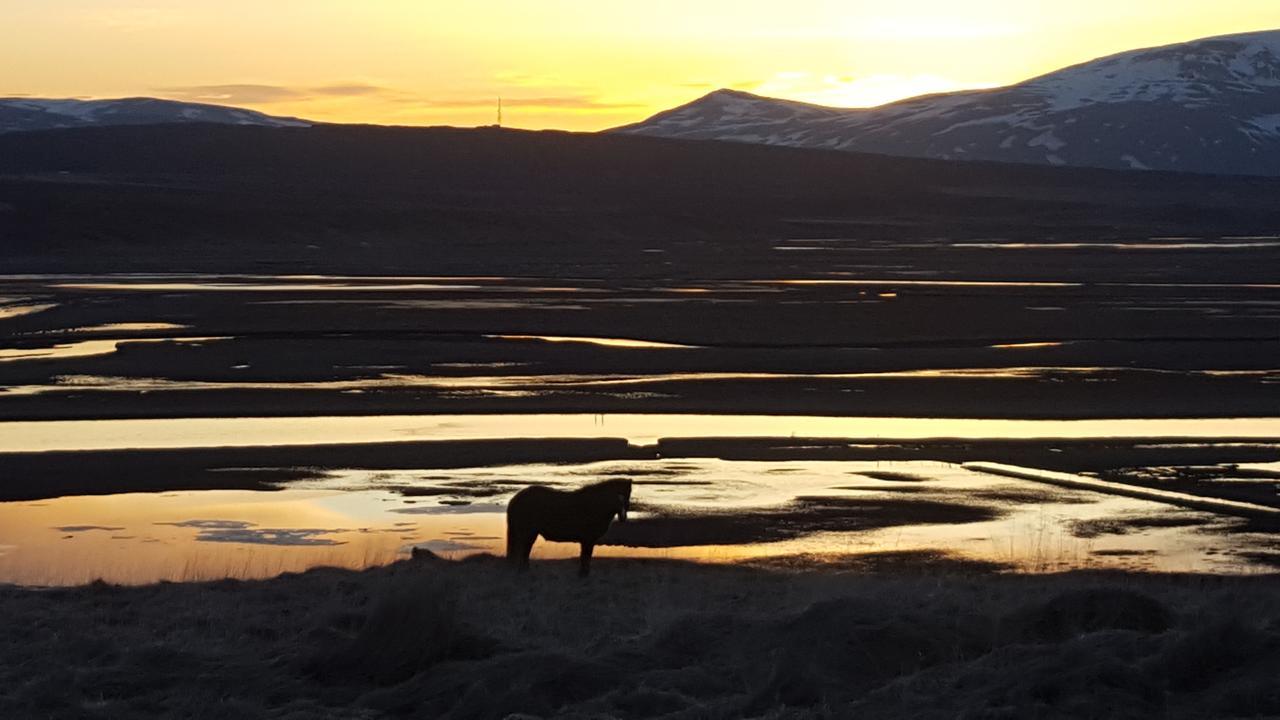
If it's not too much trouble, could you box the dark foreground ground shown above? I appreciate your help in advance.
[3,554,1280,719]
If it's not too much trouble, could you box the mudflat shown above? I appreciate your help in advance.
[0,126,1277,584]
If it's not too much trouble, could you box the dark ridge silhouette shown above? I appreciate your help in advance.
[3,124,1280,276]
[507,478,632,576]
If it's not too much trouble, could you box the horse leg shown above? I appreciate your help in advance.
[507,526,536,571]
[578,542,594,578]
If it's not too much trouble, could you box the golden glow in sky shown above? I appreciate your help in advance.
[2,1,1278,130]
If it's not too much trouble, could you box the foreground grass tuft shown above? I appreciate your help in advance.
[1,555,1278,719]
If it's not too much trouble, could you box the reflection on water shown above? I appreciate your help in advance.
[0,340,123,363]
[74,322,191,333]
[154,519,346,546]
[953,241,1280,250]
[0,459,1268,586]
[0,303,57,321]
[486,334,699,349]
[1239,462,1280,476]
[755,279,1280,290]
[0,490,407,586]
[256,299,590,310]
[0,337,227,364]
[55,282,489,292]
[3,414,1280,452]
[751,279,1083,288]
[8,366,1275,398]
[990,342,1068,350]
[53,280,607,295]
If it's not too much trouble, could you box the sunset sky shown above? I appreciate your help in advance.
[3,1,1279,130]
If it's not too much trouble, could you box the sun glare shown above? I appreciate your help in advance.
[2,2,1280,127]
[748,72,1001,108]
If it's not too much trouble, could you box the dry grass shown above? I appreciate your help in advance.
[1,555,1279,718]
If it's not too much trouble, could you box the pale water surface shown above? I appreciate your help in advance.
[2,414,1280,452]
[0,459,1268,586]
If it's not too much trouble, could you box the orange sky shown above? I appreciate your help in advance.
[2,1,1278,130]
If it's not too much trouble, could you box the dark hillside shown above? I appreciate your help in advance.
[2,124,1278,276]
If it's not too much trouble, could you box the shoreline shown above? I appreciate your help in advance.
[1,434,1277,498]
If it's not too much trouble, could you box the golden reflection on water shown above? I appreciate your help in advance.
[54,283,489,292]
[751,279,1083,288]
[0,490,408,586]
[2,414,1280,453]
[953,241,1280,250]
[0,337,228,364]
[8,367,1279,399]
[989,342,1067,350]
[76,322,191,333]
[0,460,1268,586]
[0,303,57,321]
[0,340,123,363]
[485,334,698,349]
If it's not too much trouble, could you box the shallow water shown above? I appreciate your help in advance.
[0,459,1266,586]
[0,336,227,364]
[485,334,700,349]
[952,241,1280,250]
[14,366,1259,399]
[53,282,492,292]
[0,303,57,321]
[3,414,1280,452]
[3,272,1277,586]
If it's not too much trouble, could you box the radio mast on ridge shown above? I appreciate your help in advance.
[497,97,503,128]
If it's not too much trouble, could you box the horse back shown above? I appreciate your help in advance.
[507,484,616,543]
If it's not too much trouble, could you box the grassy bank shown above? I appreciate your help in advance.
[3,553,1279,719]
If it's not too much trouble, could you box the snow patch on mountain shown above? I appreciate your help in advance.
[614,28,1280,175]
[0,97,310,134]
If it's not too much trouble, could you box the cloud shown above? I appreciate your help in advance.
[155,84,307,104]
[155,83,395,105]
[311,84,389,97]
[748,72,998,109]
[157,519,254,530]
[192,528,346,546]
[156,519,347,546]
[150,81,643,123]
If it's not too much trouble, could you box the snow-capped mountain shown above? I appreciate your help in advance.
[614,29,1280,175]
[0,97,309,134]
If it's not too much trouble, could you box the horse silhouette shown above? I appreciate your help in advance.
[506,478,631,577]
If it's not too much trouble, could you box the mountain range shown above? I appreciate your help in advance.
[614,29,1280,175]
[6,29,1280,176]
[0,97,308,134]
